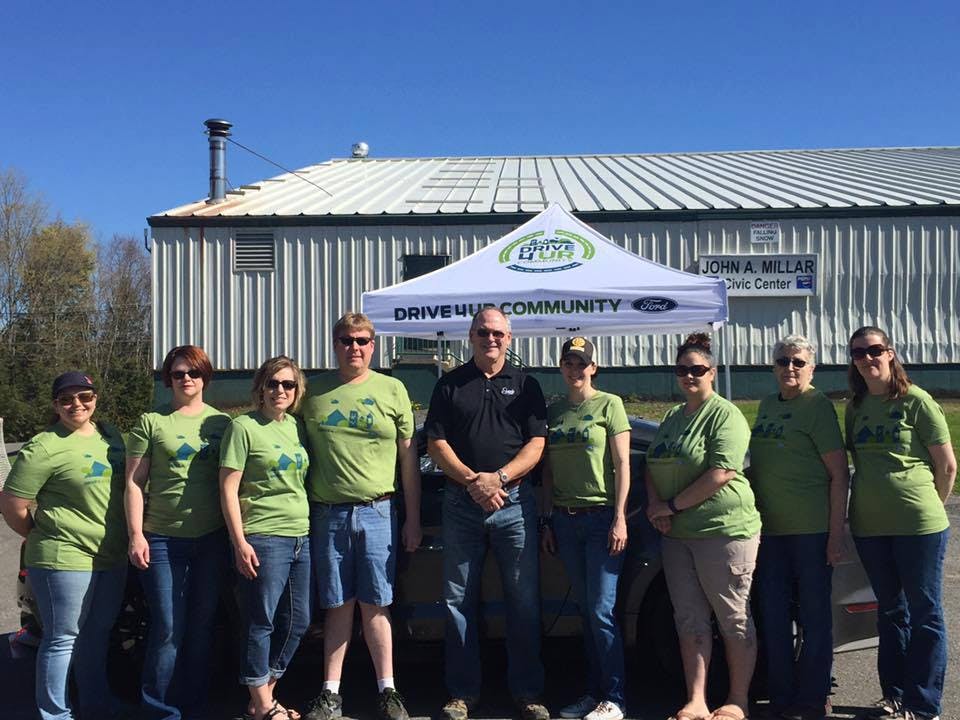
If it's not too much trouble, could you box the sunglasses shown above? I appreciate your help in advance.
[171,369,203,380]
[266,379,298,391]
[57,391,96,406]
[475,328,506,339]
[775,357,808,369]
[337,336,372,347]
[850,344,889,360]
[674,364,712,377]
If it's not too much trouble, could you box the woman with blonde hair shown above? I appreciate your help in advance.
[646,333,760,720]
[845,326,955,720]
[220,355,312,720]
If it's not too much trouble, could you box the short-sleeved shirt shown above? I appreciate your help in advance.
[845,385,951,537]
[646,392,760,539]
[547,391,631,507]
[748,388,845,535]
[126,404,231,537]
[302,371,414,504]
[425,359,547,474]
[220,411,310,536]
[5,423,127,570]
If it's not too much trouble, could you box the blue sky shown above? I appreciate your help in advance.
[1,0,957,242]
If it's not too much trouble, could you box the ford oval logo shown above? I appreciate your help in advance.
[632,297,678,313]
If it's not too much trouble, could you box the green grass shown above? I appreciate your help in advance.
[624,398,960,491]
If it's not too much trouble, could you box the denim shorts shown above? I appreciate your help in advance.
[310,498,396,608]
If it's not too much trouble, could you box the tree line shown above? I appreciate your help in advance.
[1,167,153,441]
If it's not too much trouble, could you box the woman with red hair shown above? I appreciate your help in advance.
[124,345,232,720]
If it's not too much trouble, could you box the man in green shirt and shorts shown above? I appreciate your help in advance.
[302,313,422,720]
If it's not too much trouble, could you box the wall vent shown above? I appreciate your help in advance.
[234,232,276,272]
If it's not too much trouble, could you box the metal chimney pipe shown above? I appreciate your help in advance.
[204,118,232,203]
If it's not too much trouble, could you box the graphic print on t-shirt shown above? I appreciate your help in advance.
[318,398,378,437]
[751,411,793,441]
[853,407,907,448]
[649,428,693,459]
[81,453,112,485]
[169,433,220,467]
[549,413,596,449]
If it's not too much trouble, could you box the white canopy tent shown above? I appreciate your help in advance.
[362,204,728,340]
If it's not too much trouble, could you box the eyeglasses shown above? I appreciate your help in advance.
[266,379,298,391]
[475,328,506,339]
[337,336,372,347]
[674,364,711,377]
[57,391,96,406]
[850,344,889,360]
[775,357,808,369]
[171,369,203,380]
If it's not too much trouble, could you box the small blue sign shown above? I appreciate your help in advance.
[796,275,813,290]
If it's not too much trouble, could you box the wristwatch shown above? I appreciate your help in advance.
[667,497,681,514]
[496,468,509,485]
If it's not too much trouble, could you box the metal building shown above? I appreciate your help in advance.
[148,124,960,400]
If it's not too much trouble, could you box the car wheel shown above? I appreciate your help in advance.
[107,572,149,700]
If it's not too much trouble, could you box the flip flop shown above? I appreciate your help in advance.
[709,709,748,720]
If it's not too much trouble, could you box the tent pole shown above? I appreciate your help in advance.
[436,336,443,379]
[723,324,733,400]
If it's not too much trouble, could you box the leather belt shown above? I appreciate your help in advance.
[554,504,609,515]
[323,493,393,508]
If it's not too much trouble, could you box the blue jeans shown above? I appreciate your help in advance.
[237,534,312,686]
[755,533,833,711]
[443,481,544,701]
[553,507,625,708]
[854,529,950,718]
[310,498,396,608]
[30,563,127,720]
[140,529,228,720]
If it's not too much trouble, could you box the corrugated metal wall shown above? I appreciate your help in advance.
[152,215,960,370]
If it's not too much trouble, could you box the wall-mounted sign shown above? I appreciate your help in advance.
[699,253,818,297]
[750,221,781,244]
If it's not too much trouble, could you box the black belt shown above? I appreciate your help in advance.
[554,504,609,516]
[322,493,393,508]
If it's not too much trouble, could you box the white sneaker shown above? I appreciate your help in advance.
[584,701,624,720]
[559,695,597,719]
[900,711,940,720]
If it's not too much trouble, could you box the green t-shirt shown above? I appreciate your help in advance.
[845,385,951,537]
[748,388,844,535]
[5,423,128,570]
[646,392,760,539]
[220,411,310,536]
[547,391,630,507]
[126,404,231,537]
[302,371,415,504]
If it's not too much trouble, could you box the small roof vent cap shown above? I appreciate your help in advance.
[351,141,369,158]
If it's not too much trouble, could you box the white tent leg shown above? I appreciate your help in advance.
[722,324,733,400]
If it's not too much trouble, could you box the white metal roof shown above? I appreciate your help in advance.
[153,146,960,220]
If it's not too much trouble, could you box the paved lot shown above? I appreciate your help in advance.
[1,499,958,720]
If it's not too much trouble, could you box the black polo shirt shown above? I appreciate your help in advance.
[425,359,547,474]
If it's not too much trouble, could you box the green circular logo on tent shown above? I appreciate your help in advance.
[498,230,596,273]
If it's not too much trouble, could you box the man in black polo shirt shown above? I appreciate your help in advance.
[426,307,548,720]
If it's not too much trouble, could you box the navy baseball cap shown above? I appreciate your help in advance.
[51,371,96,398]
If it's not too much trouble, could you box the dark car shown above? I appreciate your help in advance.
[11,417,878,691]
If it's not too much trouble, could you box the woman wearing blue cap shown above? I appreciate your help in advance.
[0,371,128,720]
[541,337,631,720]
